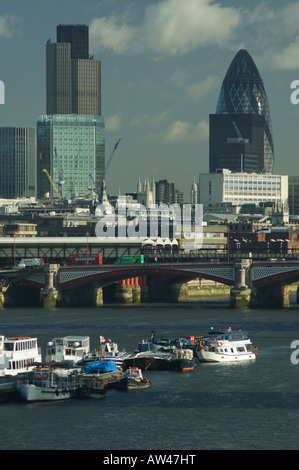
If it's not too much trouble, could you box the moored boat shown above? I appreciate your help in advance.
[94,336,131,369]
[46,335,90,363]
[196,328,257,363]
[0,334,42,402]
[124,340,196,372]
[116,367,151,391]
[18,366,79,402]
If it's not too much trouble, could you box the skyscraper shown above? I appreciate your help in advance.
[209,49,274,174]
[39,25,104,199]
[0,127,36,198]
[46,24,101,115]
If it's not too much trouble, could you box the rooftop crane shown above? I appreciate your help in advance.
[42,169,62,200]
[232,122,249,143]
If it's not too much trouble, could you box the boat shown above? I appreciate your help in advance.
[18,366,79,402]
[74,376,106,399]
[116,367,151,391]
[124,340,196,372]
[0,334,42,402]
[45,335,90,364]
[94,336,131,369]
[80,359,124,389]
[195,328,257,363]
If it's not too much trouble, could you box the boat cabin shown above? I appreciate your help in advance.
[0,335,41,375]
[46,336,90,363]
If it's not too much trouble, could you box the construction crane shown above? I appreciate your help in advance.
[42,169,62,200]
[54,147,65,197]
[105,138,122,175]
[232,122,249,143]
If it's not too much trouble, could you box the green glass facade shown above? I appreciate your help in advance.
[37,114,105,199]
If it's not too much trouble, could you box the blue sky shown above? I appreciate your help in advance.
[1,0,299,199]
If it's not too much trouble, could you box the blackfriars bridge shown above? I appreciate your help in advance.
[1,258,299,309]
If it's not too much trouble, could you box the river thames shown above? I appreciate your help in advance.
[1,296,299,451]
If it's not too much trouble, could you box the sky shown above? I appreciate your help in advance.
[1,0,299,200]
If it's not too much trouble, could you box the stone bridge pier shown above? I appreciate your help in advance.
[230,259,291,309]
[40,264,60,309]
[230,259,252,308]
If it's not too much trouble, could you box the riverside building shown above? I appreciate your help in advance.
[199,169,288,210]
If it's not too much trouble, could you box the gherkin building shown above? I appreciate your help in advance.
[209,49,274,174]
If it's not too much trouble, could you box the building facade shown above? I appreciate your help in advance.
[199,169,288,209]
[288,176,299,215]
[37,114,105,199]
[209,49,274,174]
[0,127,36,198]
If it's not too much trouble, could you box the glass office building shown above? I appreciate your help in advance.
[46,25,101,116]
[210,49,274,174]
[37,114,105,199]
[0,127,36,198]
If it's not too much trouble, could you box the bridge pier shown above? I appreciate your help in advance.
[149,282,189,303]
[0,287,7,309]
[230,260,251,308]
[250,285,290,309]
[114,278,142,303]
[40,264,59,309]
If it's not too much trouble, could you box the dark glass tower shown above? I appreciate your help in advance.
[209,49,274,174]
[46,25,101,115]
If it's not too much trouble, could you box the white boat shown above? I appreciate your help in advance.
[18,367,79,402]
[196,328,257,363]
[0,334,42,377]
[94,336,131,369]
[46,335,90,363]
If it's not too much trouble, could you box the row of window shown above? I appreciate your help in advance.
[8,358,36,370]
[4,340,37,351]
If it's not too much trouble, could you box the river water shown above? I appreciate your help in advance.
[1,296,299,451]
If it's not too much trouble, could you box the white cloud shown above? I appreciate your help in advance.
[163,119,208,143]
[186,76,219,100]
[142,0,240,56]
[0,13,21,39]
[90,0,240,56]
[89,17,135,54]
[130,110,171,128]
[143,119,209,144]
[105,113,123,131]
[271,37,299,70]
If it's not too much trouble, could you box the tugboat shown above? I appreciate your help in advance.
[116,367,151,391]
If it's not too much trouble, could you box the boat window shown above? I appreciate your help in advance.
[236,346,245,352]
[245,344,252,352]
[230,348,234,353]
[4,343,14,351]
